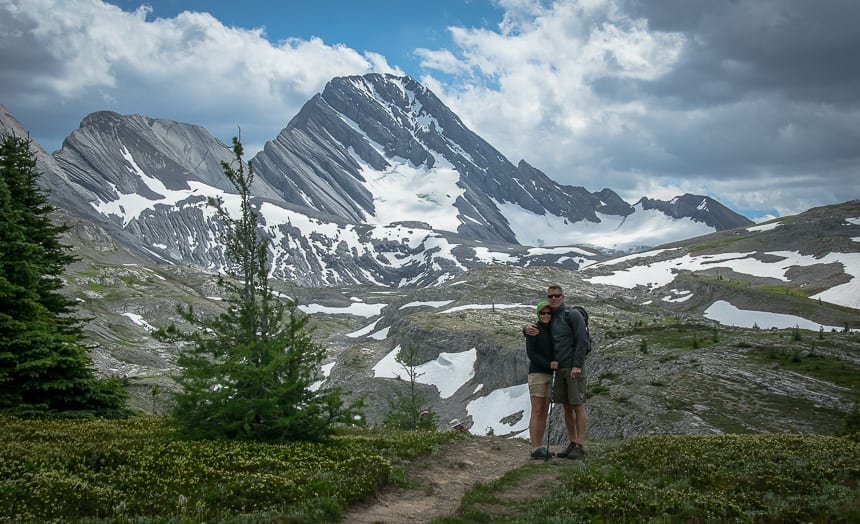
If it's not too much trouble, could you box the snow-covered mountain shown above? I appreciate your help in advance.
[249,74,748,249]
[1,73,753,286]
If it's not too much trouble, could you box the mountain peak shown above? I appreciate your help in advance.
[638,194,753,230]
[1,75,756,287]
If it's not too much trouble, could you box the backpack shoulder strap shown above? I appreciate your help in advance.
[565,305,592,355]
[570,305,588,325]
[564,305,584,326]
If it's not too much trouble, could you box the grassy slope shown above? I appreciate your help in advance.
[443,433,860,523]
[1,417,858,523]
[0,416,460,523]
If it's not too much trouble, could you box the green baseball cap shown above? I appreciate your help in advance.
[536,300,551,320]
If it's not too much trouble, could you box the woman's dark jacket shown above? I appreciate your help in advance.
[526,321,554,374]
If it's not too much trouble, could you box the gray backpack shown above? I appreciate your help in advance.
[565,305,592,355]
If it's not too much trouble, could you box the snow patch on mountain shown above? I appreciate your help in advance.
[705,300,851,331]
[122,312,155,331]
[809,254,860,308]
[92,147,211,226]
[299,302,387,317]
[369,310,533,436]
[440,303,529,314]
[359,157,463,230]
[372,346,477,399]
[493,198,714,251]
[399,300,455,310]
[585,249,860,309]
[341,114,466,230]
[346,319,382,338]
[467,383,530,437]
[747,222,782,233]
[369,327,390,340]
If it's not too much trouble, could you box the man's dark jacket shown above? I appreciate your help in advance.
[550,306,588,369]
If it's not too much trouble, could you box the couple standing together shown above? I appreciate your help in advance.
[524,285,588,460]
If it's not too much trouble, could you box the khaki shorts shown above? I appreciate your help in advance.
[527,372,552,397]
[553,368,587,405]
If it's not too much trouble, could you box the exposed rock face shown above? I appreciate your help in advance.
[639,193,753,231]
[251,74,727,246]
[54,111,283,205]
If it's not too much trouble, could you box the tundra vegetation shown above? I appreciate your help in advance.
[443,433,859,523]
[1,417,857,522]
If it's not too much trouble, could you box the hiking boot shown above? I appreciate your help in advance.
[557,442,586,459]
[530,447,553,459]
[556,441,577,458]
[566,443,586,460]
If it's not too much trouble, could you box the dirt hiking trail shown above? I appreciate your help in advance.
[341,436,536,523]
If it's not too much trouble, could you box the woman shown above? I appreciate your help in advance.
[525,300,557,459]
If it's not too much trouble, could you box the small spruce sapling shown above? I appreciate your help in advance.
[383,344,438,430]
[155,136,361,442]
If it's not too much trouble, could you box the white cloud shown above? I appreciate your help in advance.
[2,0,392,154]
[3,0,858,217]
[417,0,859,218]
[422,0,685,181]
[413,48,471,76]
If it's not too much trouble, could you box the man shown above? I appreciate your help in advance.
[524,285,588,459]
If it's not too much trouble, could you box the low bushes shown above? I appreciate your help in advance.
[448,433,860,523]
[0,416,458,523]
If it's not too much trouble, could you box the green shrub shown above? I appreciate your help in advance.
[0,416,459,522]
[793,325,803,341]
[451,433,860,523]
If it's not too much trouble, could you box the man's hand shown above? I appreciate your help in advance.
[550,360,559,370]
[524,323,538,336]
[570,367,582,379]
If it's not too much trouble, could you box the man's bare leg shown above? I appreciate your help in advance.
[572,403,586,446]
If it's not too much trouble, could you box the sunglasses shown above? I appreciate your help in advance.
[539,311,552,316]
[547,294,562,299]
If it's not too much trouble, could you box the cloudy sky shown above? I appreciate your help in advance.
[1,0,858,221]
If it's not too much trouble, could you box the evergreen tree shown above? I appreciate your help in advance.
[157,137,360,442]
[383,345,439,431]
[0,132,128,417]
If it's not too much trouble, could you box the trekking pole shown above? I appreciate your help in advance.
[544,369,556,462]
